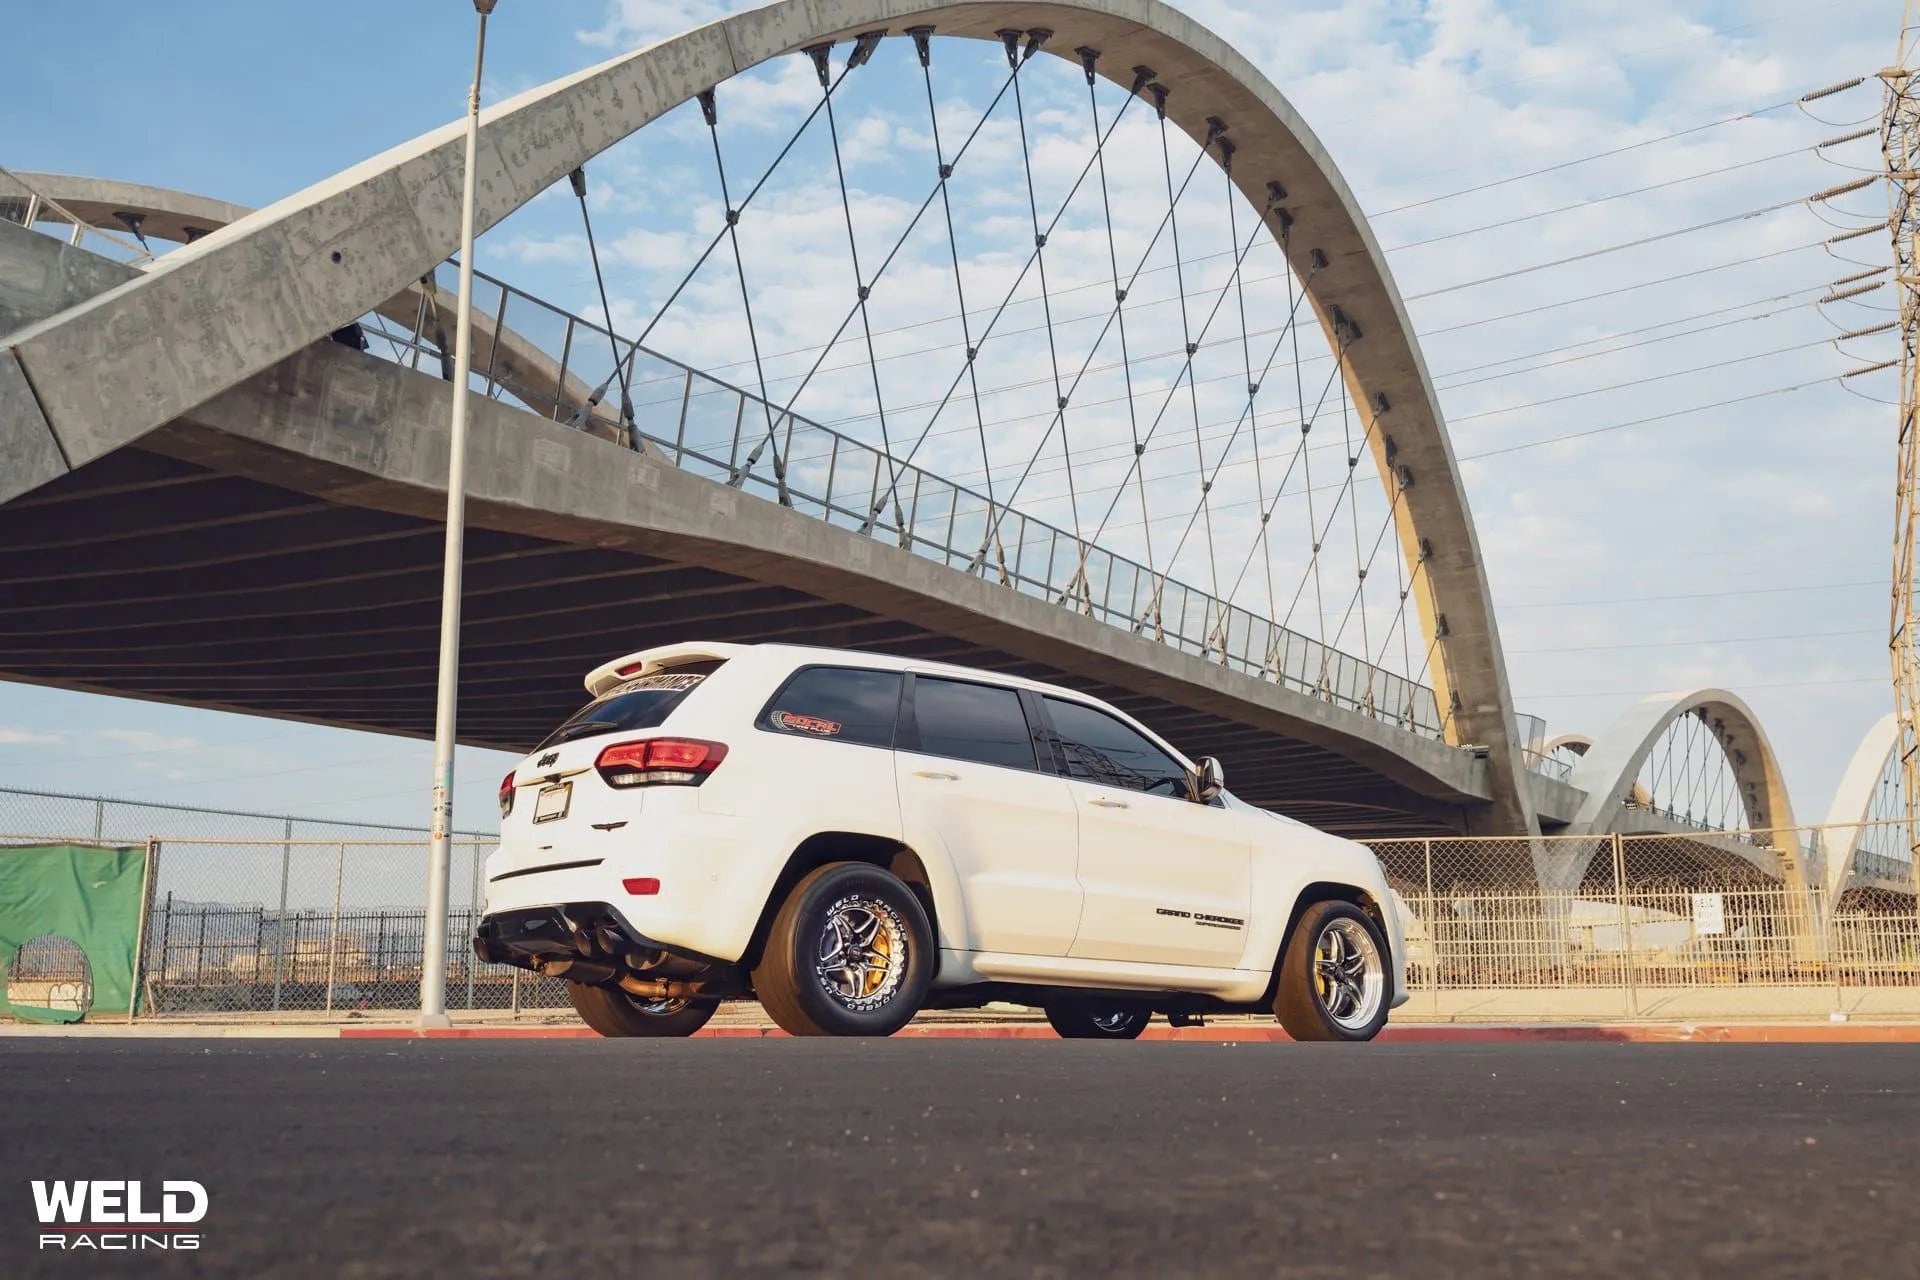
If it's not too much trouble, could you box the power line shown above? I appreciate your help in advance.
[930,325,1872,506]
[1406,192,1848,302]
[1451,375,1839,464]
[1501,579,1883,609]
[624,118,1869,393]
[1420,238,1831,337]
[1520,675,1885,699]
[1370,83,1865,218]
[1508,626,1878,653]
[1384,143,1826,251]
[799,284,1841,464]
[1448,335,1848,426]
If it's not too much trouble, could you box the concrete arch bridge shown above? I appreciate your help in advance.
[0,0,1907,904]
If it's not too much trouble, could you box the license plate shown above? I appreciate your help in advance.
[533,782,572,824]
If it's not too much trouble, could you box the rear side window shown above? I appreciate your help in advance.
[758,667,902,748]
[537,672,708,750]
[910,677,1037,772]
[1043,696,1188,797]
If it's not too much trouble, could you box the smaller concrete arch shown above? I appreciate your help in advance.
[1567,689,1798,840]
[1819,713,1907,899]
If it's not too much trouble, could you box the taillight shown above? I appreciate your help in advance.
[594,738,728,788]
[498,770,515,818]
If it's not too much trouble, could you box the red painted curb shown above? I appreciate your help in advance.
[337,1022,1920,1043]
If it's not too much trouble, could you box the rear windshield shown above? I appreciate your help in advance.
[536,670,710,750]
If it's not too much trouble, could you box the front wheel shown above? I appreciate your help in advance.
[567,982,719,1038]
[1043,999,1151,1039]
[1274,901,1390,1042]
[752,862,933,1036]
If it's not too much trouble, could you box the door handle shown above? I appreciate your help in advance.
[913,770,959,782]
[1089,798,1129,809]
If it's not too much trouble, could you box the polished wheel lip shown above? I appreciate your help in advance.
[1313,916,1385,1031]
[1090,1008,1142,1033]
[632,995,689,1016]
[814,892,908,1013]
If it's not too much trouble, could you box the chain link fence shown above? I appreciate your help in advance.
[1371,823,1920,1017]
[0,786,556,1017]
[5,785,1918,1022]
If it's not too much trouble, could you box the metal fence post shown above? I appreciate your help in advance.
[1423,838,1438,1015]
[270,818,292,1012]
[466,846,481,1011]
[126,838,159,1023]
[1612,832,1637,1018]
[154,890,173,1017]
[510,968,522,1019]
[324,843,346,1014]
[92,799,105,842]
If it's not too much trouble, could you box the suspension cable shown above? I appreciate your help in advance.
[699,89,787,503]
[565,166,638,445]
[1001,28,1092,601]
[911,26,1004,577]
[1079,45,1157,591]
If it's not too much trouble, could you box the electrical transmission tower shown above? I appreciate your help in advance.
[1884,0,1920,893]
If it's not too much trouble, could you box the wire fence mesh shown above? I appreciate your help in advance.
[1370,824,1919,1013]
[3,786,1917,1022]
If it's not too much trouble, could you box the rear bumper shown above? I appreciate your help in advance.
[481,812,775,964]
[474,902,703,969]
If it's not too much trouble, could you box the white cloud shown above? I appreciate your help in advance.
[98,729,200,754]
[0,728,66,746]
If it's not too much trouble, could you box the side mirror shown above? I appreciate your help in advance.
[1190,756,1225,803]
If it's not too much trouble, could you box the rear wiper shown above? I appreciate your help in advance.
[545,720,618,746]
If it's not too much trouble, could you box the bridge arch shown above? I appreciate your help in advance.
[1,0,1537,833]
[1,171,626,435]
[1568,689,1798,838]
[1820,713,1913,900]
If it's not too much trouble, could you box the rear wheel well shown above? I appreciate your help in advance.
[741,832,938,970]
[1261,882,1390,1006]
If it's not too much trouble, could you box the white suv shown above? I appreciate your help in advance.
[475,642,1408,1041]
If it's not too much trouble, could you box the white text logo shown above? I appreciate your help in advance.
[31,1180,206,1252]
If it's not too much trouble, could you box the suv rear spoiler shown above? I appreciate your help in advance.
[584,643,748,697]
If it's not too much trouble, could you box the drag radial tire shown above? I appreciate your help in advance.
[1042,1000,1151,1039]
[752,862,933,1037]
[566,982,719,1038]
[1274,900,1392,1042]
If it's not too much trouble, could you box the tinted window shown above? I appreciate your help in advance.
[537,673,707,750]
[1043,697,1188,797]
[911,677,1037,771]
[759,667,901,749]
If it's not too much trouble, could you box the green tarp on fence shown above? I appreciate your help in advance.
[0,844,147,1023]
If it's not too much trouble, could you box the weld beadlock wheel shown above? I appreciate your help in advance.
[1042,999,1152,1039]
[752,862,932,1036]
[1274,900,1390,1042]
[567,981,718,1038]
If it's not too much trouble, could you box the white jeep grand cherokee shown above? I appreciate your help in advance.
[475,642,1408,1041]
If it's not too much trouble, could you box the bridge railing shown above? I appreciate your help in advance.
[354,268,1448,738]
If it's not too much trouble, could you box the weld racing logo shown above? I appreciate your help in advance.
[770,710,842,737]
[31,1180,207,1251]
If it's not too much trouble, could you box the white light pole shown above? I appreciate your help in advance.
[421,0,497,1029]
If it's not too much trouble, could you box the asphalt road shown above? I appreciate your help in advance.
[2,1039,1915,1279]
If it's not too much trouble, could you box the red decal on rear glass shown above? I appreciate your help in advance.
[771,710,842,736]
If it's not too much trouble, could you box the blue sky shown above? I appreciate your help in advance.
[0,0,1903,835]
